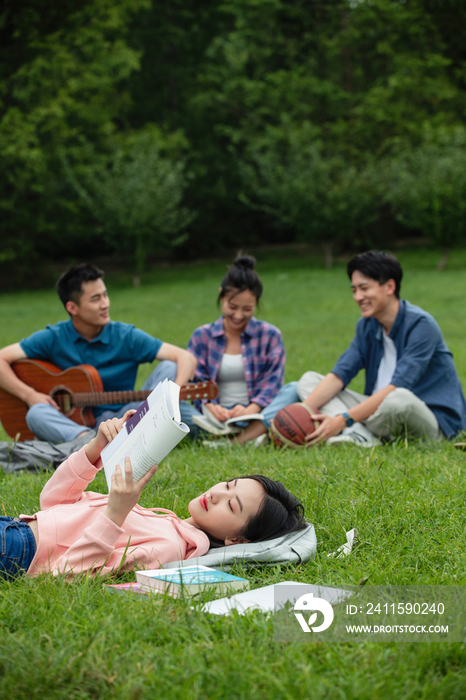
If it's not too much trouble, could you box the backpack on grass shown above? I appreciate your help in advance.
[163,522,317,570]
[0,432,95,474]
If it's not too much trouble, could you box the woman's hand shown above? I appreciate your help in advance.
[105,457,158,528]
[228,404,248,418]
[205,403,230,422]
[228,402,262,418]
[85,410,137,465]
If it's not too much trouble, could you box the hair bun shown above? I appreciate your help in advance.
[234,254,256,271]
[218,252,263,303]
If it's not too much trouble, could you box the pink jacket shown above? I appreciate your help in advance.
[21,447,210,577]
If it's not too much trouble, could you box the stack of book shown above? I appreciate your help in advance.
[135,565,250,598]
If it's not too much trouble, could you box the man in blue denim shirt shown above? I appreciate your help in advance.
[299,251,466,446]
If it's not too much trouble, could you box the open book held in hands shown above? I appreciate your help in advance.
[136,565,250,598]
[192,404,266,436]
[101,379,189,490]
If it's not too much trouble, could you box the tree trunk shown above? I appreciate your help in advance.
[134,232,144,287]
[436,247,450,271]
[321,242,333,269]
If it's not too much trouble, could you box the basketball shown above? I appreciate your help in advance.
[269,403,319,448]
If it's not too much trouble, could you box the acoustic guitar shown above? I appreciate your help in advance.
[0,359,218,441]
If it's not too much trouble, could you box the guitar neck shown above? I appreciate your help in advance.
[69,382,216,408]
[71,390,151,407]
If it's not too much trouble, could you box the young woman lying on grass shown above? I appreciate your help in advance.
[0,411,306,580]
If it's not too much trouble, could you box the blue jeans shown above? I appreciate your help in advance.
[25,361,177,442]
[180,381,300,437]
[0,517,37,580]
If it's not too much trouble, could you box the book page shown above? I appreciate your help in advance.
[225,412,266,426]
[101,382,188,490]
[200,405,265,429]
[101,379,181,464]
[167,381,181,423]
[200,404,224,430]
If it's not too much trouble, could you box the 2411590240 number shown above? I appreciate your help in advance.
[361,602,444,615]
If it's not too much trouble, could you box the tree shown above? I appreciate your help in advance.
[240,123,380,266]
[3,0,466,276]
[64,130,195,285]
[385,130,466,268]
[0,0,145,273]
[177,0,466,251]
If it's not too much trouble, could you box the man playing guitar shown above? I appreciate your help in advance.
[0,264,197,442]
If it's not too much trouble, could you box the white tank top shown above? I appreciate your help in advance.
[373,330,397,393]
[217,354,249,406]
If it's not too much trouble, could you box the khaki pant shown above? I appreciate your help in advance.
[297,371,442,440]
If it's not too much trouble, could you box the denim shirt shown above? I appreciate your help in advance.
[331,300,466,438]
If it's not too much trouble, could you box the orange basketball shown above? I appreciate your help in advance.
[270,403,319,448]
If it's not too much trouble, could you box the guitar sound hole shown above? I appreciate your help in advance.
[50,388,74,415]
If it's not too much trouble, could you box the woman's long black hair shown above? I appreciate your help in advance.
[206,475,307,548]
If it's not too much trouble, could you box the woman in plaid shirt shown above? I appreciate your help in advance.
[180,255,298,444]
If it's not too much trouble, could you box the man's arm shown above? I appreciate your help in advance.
[155,343,197,386]
[302,372,345,410]
[0,343,58,408]
[306,384,396,444]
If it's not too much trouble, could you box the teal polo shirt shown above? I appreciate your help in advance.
[20,320,163,416]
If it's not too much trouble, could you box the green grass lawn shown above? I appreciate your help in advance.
[1,248,466,699]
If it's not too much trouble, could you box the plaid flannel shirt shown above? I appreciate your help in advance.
[187,316,285,408]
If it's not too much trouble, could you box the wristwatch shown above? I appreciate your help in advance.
[341,412,354,427]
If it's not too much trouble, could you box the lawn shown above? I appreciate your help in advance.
[1,247,466,699]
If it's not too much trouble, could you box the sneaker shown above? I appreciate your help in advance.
[253,433,270,448]
[454,443,466,451]
[327,430,381,448]
[201,438,234,449]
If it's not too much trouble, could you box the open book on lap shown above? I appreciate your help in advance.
[192,404,266,436]
[101,379,189,490]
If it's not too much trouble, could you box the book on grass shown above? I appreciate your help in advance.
[192,404,265,436]
[202,582,352,616]
[105,582,148,597]
[101,379,189,490]
[135,565,250,598]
